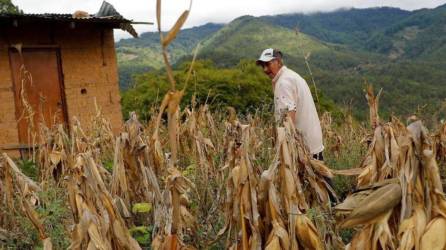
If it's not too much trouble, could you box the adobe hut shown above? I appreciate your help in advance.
[0,2,139,153]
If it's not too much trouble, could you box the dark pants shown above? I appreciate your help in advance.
[312,151,324,161]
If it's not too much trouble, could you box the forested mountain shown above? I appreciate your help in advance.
[262,7,411,49]
[117,23,223,88]
[118,4,446,122]
[366,3,446,60]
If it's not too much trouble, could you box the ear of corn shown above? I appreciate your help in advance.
[295,214,324,250]
[420,216,446,250]
[398,204,427,250]
[340,182,402,228]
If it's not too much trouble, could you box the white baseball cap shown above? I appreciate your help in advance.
[256,48,282,65]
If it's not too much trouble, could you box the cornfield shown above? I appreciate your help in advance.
[2,2,446,250]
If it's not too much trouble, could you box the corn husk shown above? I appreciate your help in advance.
[420,217,446,250]
[341,182,402,228]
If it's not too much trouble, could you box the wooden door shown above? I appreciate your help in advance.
[9,48,67,145]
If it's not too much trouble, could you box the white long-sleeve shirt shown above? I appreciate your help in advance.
[273,66,324,154]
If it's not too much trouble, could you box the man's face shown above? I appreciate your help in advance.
[261,59,281,79]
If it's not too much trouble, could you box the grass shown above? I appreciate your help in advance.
[1,186,71,249]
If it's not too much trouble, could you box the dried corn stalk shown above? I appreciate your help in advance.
[265,119,341,249]
[150,0,198,248]
[217,123,262,249]
[38,124,69,184]
[14,44,38,160]
[150,89,197,249]
[433,122,446,186]
[152,167,196,249]
[259,126,324,250]
[67,153,141,250]
[365,84,382,129]
[181,104,220,198]
[336,87,446,249]
[0,153,52,249]
[217,116,340,249]
[90,99,116,159]
[111,113,161,218]
[321,112,343,157]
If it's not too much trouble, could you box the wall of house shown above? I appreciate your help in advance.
[0,31,20,150]
[0,22,123,151]
[57,26,123,133]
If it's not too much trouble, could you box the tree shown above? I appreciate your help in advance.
[0,0,21,14]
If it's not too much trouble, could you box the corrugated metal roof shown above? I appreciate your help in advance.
[0,13,130,22]
[0,1,142,37]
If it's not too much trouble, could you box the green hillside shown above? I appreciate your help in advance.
[262,4,446,61]
[366,4,446,60]
[116,23,223,88]
[197,16,332,67]
[261,7,411,49]
[119,5,446,122]
[205,15,444,119]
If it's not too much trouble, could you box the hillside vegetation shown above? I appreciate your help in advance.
[117,23,223,89]
[118,4,446,122]
[121,60,341,122]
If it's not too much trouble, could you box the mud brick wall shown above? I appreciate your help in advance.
[0,23,124,151]
[57,26,123,131]
[0,34,19,149]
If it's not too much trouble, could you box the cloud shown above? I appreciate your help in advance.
[12,0,446,40]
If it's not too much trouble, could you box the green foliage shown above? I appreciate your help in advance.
[0,0,21,14]
[103,158,114,173]
[339,228,355,244]
[17,158,38,181]
[132,203,152,214]
[121,60,273,120]
[122,59,343,126]
[129,226,152,246]
[4,211,39,248]
[3,187,71,249]
[37,188,71,249]
[118,63,154,90]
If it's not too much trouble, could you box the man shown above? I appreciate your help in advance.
[256,48,324,160]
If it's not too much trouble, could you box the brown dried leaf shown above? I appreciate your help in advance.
[420,217,446,250]
[295,214,323,250]
[156,0,161,32]
[341,183,401,228]
[162,10,190,47]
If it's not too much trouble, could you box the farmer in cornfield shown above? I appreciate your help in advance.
[256,48,325,160]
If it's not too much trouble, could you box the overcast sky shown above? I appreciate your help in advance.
[13,0,446,40]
